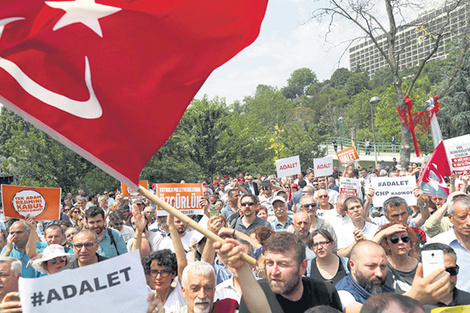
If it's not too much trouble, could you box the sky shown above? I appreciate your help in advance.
[195,0,354,104]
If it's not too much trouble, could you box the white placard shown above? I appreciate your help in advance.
[313,156,333,177]
[276,155,301,178]
[19,251,148,313]
[444,135,470,175]
[339,177,362,198]
[370,176,417,208]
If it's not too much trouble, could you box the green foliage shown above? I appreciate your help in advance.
[281,68,318,100]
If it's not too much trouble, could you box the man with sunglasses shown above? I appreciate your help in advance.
[62,229,107,269]
[421,243,470,311]
[316,190,334,218]
[429,193,470,292]
[230,194,271,236]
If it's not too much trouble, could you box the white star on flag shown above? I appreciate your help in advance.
[45,0,121,37]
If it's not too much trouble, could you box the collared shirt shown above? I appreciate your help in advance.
[215,277,241,303]
[97,228,128,258]
[429,229,470,292]
[221,205,237,219]
[1,241,47,278]
[270,216,293,232]
[337,221,379,250]
[232,216,271,235]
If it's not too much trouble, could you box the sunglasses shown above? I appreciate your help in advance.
[302,203,317,208]
[389,235,410,244]
[48,257,67,265]
[113,222,124,226]
[318,195,328,199]
[446,265,459,276]
[241,202,255,207]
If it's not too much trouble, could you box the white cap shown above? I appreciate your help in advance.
[32,244,76,274]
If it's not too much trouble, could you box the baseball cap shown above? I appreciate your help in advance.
[271,196,287,205]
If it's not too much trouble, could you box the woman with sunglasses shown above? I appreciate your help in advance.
[32,244,75,276]
[376,222,419,293]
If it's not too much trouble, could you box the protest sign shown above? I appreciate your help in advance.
[444,135,470,175]
[314,156,333,177]
[275,155,301,178]
[370,176,417,208]
[19,250,148,313]
[121,180,149,197]
[339,177,362,198]
[1,185,61,220]
[156,183,203,215]
[336,146,360,165]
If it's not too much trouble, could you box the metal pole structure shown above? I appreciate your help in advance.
[338,117,344,150]
[370,96,380,167]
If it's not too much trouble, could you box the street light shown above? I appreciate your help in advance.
[338,116,344,150]
[369,96,380,167]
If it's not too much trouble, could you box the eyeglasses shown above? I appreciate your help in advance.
[389,235,410,244]
[302,203,317,208]
[446,265,460,276]
[312,241,330,247]
[318,195,328,199]
[149,269,172,278]
[48,257,67,265]
[241,202,255,207]
[72,211,80,214]
[113,222,124,226]
[73,242,96,249]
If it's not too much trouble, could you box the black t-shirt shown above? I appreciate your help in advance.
[239,277,342,313]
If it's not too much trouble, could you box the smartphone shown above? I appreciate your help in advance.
[422,250,445,280]
[209,204,219,218]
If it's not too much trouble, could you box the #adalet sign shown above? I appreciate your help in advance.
[1,185,61,220]
[19,250,148,313]
[276,155,301,178]
[370,176,417,208]
[120,180,149,198]
[336,146,360,165]
[313,156,333,177]
[155,183,204,216]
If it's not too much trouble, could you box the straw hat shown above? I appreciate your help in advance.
[32,244,76,274]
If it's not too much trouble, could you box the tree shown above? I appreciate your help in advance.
[281,68,318,100]
[312,0,468,166]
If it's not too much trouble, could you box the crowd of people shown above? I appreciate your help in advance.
[0,162,470,313]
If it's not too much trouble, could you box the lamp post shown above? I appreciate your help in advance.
[338,116,344,150]
[369,96,380,167]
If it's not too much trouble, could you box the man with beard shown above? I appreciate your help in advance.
[173,216,193,253]
[336,240,453,313]
[221,189,240,220]
[240,232,342,313]
[230,194,271,235]
[84,206,127,258]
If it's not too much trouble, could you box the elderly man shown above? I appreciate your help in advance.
[2,220,47,278]
[270,196,293,232]
[148,240,271,313]
[336,240,453,313]
[239,232,342,313]
[62,229,107,269]
[0,256,22,312]
[292,211,315,259]
[316,189,334,217]
[429,194,470,292]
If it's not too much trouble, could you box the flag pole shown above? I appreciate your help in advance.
[137,186,256,265]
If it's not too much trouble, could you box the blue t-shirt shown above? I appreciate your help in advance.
[1,241,48,278]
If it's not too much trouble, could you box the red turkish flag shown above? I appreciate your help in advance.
[417,141,451,198]
[0,0,268,187]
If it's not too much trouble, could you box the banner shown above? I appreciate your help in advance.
[370,176,417,208]
[275,155,301,178]
[444,135,470,175]
[336,146,360,165]
[1,185,61,220]
[121,181,149,198]
[314,156,333,177]
[156,184,203,215]
[339,177,362,198]
[19,250,148,313]
[417,141,451,198]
